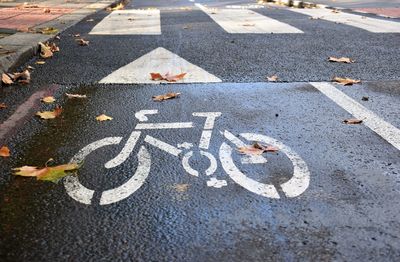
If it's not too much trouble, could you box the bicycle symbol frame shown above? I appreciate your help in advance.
[64,110,310,205]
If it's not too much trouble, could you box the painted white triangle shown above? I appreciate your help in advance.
[99,47,222,84]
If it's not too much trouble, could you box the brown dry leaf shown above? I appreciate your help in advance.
[0,146,10,157]
[36,60,46,65]
[39,42,53,58]
[48,42,59,52]
[173,183,189,192]
[343,118,363,124]
[2,73,14,85]
[0,103,6,109]
[13,69,31,84]
[77,38,90,46]
[36,106,62,119]
[65,93,87,99]
[43,8,51,13]
[333,77,361,86]
[41,96,56,103]
[267,75,278,82]
[328,56,355,63]
[13,163,81,183]
[153,92,181,102]
[96,114,113,121]
[150,72,187,82]
[238,142,279,155]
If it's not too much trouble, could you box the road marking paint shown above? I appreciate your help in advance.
[195,3,303,34]
[65,137,123,205]
[135,109,158,122]
[223,130,268,164]
[0,90,46,141]
[207,177,228,188]
[89,10,161,35]
[193,112,221,129]
[177,142,193,149]
[198,130,212,149]
[182,150,218,176]
[290,8,400,33]
[311,82,400,151]
[100,146,151,205]
[99,47,221,84]
[145,135,182,156]
[104,131,141,169]
[136,122,194,130]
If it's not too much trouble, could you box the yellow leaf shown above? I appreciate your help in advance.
[36,106,62,119]
[0,146,10,157]
[41,96,56,103]
[39,42,53,59]
[96,114,113,121]
[36,60,46,65]
[13,163,81,183]
[38,27,58,35]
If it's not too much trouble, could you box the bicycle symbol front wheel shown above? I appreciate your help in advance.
[219,132,310,199]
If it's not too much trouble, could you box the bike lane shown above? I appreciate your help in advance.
[1,81,399,261]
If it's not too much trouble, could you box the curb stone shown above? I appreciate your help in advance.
[0,0,122,76]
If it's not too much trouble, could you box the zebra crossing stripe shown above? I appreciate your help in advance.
[290,8,400,33]
[195,3,303,34]
[99,47,221,84]
[89,9,161,35]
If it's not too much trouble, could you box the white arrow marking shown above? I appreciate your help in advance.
[99,47,222,84]
[135,109,158,122]
[196,3,303,34]
[89,10,161,35]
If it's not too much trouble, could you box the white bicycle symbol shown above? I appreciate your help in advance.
[64,110,310,205]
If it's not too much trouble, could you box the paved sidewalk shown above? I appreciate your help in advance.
[0,0,118,73]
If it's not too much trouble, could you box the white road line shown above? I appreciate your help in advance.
[199,130,212,149]
[100,146,151,205]
[99,47,222,84]
[207,177,228,188]
[104,131,141,169]
[193,112,221,129]
[290,8,400,33]
[182,150,218,176]
[89,10,161,35]
[311,82,400,151]
[182,151,199,176]
[195,3,303,34]
[135,109,158,122]
[135,122,193,130]
[0,90,46,141]
[144,135,182,156]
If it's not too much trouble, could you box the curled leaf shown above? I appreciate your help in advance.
[96,114,113,121]
[237,142,279,155]
[267,75,278,82]
[328,57,355,63]
[13,163,81,183]
[77,38,89,46]
[39,42,53,58]
[343,118,363,124]
[333,77,361,86]
[12,69,31,84]
[2,73,14,85]
[0,103,6,109]
[152,92,181,102]
[150,72,187,82]
[0,146,10,157]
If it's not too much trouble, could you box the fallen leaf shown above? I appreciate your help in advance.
[243,23,255,26]
[150,72,187,82]
[77,38,89,46]
[267,75,278,82]
[0,146,10,157]
[26,65,35,70]
[39,42,53,58]
[12,69,31,84]
[2,73,14,85]
[106,3,124,11]
[13,163,81,183]
[65,93,87,99]
[0,103,6,109]
[86,19,94,22]
[331,9,340,13]
[55,35,60,40]
[96,114,113,121]
[43,8,51,13]
[36,106,62,119]
[48,42,59,52]
[73,33,80,37]
[153,92,181,102]
[173,183,189,192]
[0,49,15,55]
[328,56,355,63]
[41,96,56,103]
[343,118,363,124]
[36,60,46,65]
[39,27,58,35]
[238,142,279,155]
[333,77,361,85]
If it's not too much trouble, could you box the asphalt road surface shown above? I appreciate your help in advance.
[0,0,399,261]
